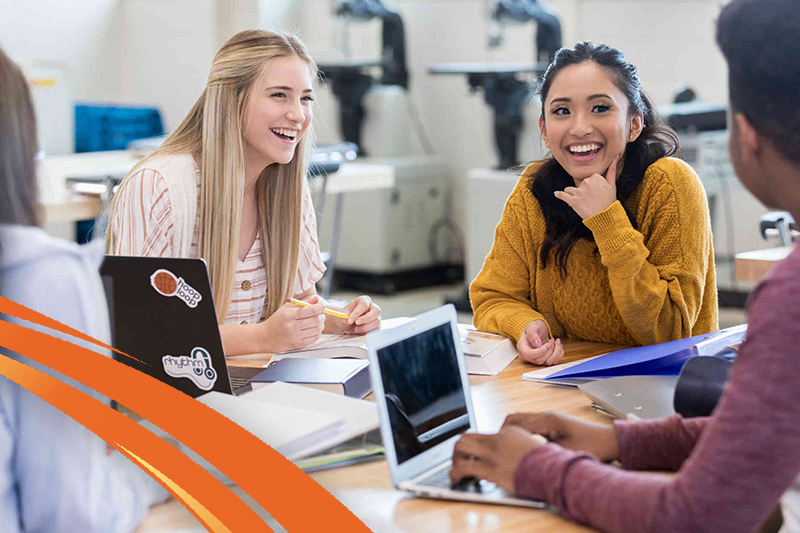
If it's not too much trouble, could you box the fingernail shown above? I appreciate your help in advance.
[533,339,541,348]
[556,338,561,345]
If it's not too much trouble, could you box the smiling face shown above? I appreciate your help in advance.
[241,55,314,170]
[540,61,642,185]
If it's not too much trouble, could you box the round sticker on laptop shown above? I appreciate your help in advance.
[150,269,202,308]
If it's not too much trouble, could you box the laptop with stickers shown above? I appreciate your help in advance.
[100,256,262,398]
[366,304,545,508]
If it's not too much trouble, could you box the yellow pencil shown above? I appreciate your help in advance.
[287,297,350,319]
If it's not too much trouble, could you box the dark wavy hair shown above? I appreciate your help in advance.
[530,41,681,275]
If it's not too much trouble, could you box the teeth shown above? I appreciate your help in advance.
[272,128,296,139]
[569,144,600,153]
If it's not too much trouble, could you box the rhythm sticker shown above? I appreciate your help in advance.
[150,269,202,308]
[162,347,217,391]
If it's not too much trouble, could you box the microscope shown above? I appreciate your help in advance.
[429,0,561,169]
[316,0,457,295]
[488,0,562,64]
[429,0,562,310]
[320,0,409,155]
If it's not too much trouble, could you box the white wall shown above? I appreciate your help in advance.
[119,0,217,130]
[297,0,732,259]
[5,0,757,265]
[0,0,124,154]
[0,0,124,102]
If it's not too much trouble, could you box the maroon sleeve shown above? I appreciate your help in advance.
[513,248,800,533]
[615,415,708,471]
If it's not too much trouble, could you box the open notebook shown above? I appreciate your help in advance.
[270,318,517,375]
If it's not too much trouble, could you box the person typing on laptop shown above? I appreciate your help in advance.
[451,1,800,531]
[105,30,381,357]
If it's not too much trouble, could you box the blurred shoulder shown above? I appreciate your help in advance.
[0,225,105,333]
[138,153,198,178]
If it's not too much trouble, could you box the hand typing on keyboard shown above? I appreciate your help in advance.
[451,476,479,491]
[450,427,548,493]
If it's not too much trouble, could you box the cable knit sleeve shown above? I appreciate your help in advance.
[470,176,549,344]
[582,158,717,345]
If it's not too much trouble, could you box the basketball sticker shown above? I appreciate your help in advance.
[150,269,202,308]
[162,347,217,390]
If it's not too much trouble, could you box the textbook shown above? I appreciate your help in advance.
[195,390,344,460]
[250,358,372,399]
[252,382,380,460]
[458,324,519,376]
[544,324,748,382]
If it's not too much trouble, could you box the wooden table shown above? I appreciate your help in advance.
[37,151,140,223]
[136,340,622,532]
[735,246,794,282]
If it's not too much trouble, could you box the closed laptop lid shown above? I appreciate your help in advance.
[579,375,678,420]
[100,255,233,397]
[366,304,476,485]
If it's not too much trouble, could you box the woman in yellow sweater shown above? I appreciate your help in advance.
[471,41,717,365]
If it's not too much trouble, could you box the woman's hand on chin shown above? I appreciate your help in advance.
[554,154,620,219]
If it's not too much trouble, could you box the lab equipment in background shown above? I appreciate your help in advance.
[663,99,772,306]
[316,1,461,294]
[759,212,797,247]
[429,63,543,170]
[429,1,561,309]
[317,156,460,295]
[322,0,408,155]
[487,0,562,63]
[427,0,560,169]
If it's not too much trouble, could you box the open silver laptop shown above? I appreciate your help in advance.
[366,304,545,508]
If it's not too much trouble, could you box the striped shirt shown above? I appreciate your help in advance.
[109,164,326,326]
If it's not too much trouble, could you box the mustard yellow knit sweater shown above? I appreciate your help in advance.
[470,157,718,347]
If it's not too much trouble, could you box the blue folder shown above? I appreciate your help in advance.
[544,324,747,381]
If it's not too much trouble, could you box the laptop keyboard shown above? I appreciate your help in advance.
[418,468,497,493]
[229,375,252,389]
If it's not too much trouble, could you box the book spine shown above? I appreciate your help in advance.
[344,365,373,399]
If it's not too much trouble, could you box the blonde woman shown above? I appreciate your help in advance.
[106,30,381,356]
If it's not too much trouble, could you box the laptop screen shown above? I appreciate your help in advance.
[375,322,470,465]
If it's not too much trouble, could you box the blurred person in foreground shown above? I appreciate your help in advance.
[0,46,168,531]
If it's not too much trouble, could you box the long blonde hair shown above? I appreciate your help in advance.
[107,30,317,323]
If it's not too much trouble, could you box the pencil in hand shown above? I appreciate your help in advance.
[286,297,350,320]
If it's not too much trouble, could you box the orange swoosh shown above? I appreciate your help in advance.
[0,351,269,531]
[0,299,371,532]
[0,296,152,369]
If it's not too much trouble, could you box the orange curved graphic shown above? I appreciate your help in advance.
[0,297,371,533]
[0,351,268,531]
